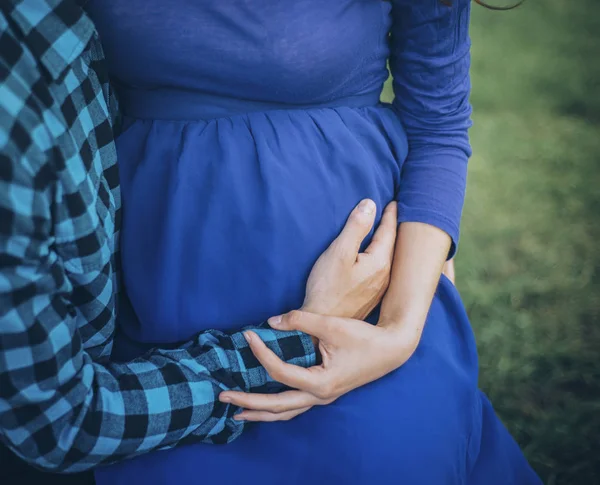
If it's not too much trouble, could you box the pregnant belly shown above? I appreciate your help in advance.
[117,106,407,343]
[98,275,478,485]
[107,107,481,485]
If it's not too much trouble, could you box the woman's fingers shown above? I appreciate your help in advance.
[364,201,397,259]
[220,389,319,414]
[235,406,313,422]
[243,329,328,394]
[268,310,339,342]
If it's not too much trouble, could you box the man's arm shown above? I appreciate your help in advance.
[0,129,315,473]
[0,131,395,472]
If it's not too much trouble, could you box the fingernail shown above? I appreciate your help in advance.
[220,394,231,403]
[234,415,245,421]
[269,315,283,327]
[244,331,253,343]
[358,199,375,215]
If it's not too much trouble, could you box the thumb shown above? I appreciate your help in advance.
[333,199,376,259]
[268,310,338,341]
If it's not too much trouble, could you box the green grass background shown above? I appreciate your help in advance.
[383,1,600,483]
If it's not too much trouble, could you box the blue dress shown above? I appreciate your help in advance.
[87,1,541,483]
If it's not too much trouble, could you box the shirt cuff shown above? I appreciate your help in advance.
[231,329,317,392]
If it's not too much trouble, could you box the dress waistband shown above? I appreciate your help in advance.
[116,85,382,121]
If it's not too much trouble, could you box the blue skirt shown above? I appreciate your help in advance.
[96,92,541,484]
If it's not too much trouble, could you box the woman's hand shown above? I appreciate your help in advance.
[219,311,418,422]
[218,199,399,421]
[302,200,397,321]
[219,221,451,422]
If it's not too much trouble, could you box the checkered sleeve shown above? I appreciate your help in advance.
[0,107,316,473]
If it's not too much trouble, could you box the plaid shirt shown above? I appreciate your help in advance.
[0,0,316,473]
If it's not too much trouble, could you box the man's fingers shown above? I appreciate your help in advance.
[234,406,313,422]
[364,201,397,259]
[219,389,319,413]
[333,199,377,258]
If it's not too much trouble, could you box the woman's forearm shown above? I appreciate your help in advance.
[378,222,451,340]
[443,258,456,284]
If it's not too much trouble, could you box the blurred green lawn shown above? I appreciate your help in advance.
[384,1,600,484]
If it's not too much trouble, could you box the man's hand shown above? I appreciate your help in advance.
[303,200,397,320]
[219,311,417,422]
[217,199,398,422]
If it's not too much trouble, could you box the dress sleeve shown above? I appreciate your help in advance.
[390,0,473,257]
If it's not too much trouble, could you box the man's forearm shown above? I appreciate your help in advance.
[1,315,315,473]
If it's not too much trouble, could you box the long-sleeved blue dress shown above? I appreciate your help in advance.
[87,1,542,483]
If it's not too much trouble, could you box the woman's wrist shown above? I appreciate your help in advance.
[378,316,425,359]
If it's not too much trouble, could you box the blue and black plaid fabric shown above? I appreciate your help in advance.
[0,0,316,473]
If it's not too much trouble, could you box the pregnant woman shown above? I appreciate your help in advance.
[86,0,541,483]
